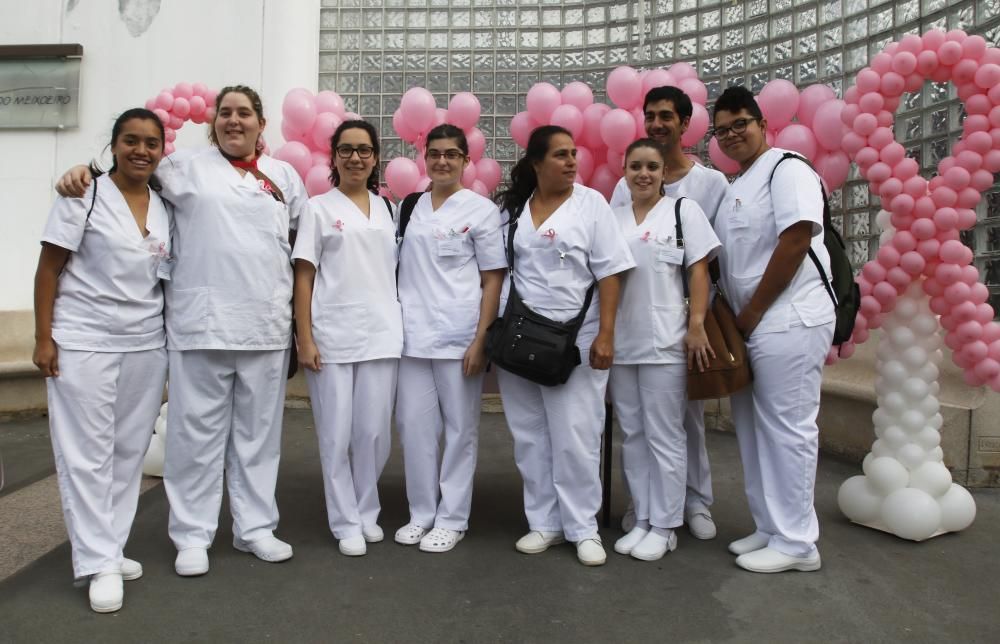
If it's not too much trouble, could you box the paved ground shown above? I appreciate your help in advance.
[1,407,998,643]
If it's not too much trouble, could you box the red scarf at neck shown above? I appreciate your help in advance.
[227,156,259,171]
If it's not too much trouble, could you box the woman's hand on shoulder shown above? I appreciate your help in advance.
[55,165,93,198]
[32,338,59,377]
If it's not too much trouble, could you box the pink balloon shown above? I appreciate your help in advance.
[899,251,926,275]
[168,115,184,130]
[153,108,171,127]
[400,87,437,134]
[274,141,313,179]
[561,82,594,111]
[607,149,625,177]
[470,179,489,197]
[315,90,345,116]
[385,157,421,198]
[283,91,317,132]
[394,108,419,143]
[853,113,878,136]
[642,69,678,96]
[574,147,595,184]
[312,112,343,152]
[859,92,885,115]
[415,176,432,192]
[758,79,799,130]
[681,103,709,147]
[188,95,207,119]
[939,40,963,65]
[550,104,584,139]
[510,111,537,149]
[601,109,638,153]
[447,92,481,131]
[606,66,643,110]
[304,164,332,197]
[677,77,707,106]
[814,151,849,191]
[631,108,646,141]
[842,131,867,155]
[580,103,611,150]
[709,137,740,174]
[170,97,190,119]
[432,107,448,128]
[155,91,175,111]
[475,158,502,191]
[526,82,562,124]
[856,69,881,94]
[774,124,818,161]
[812,100,846,151]
[461,163,477,189]
[466,127,486,162]
[589,164,619,200]
[310,151,328,167]
[798,85,837,129]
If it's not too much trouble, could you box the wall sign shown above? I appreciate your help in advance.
[0,44,82,129]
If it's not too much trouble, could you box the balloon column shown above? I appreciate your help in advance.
[144,83,218,156]
[836,29,1000,538]
[383,88,503,199]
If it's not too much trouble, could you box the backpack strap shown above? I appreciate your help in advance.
[396,191,423,240]
[382,195,393,217]
[674,197,690,303]
[84,176,99,222]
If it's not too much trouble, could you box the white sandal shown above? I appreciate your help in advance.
[394,523,427,545]
[419,527,464,553]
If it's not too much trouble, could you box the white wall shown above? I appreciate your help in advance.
[0,0,319,311]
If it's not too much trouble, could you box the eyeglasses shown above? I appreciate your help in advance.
[425,149,466,161]
[335,145,375,159]
[710,118,758,140]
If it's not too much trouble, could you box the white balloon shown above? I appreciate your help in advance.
[908,461,953,497]
[900,410,927,433]
[929,381,941,397]
[911,313,939,337]
[938,484,977,532]
[874,378,892,397]
[876,341,896,361]
[927,446,944,462]
[894,298,918,321]
[880,360,909,386]
[931,349,944,365]
[881,488,941,541]
[862,452,875,476]
[914,426,942,450]
[881,392,907,416]
[875,209,891,227]
[871,439,893,459]
[918,396,940,417]
[838,476,883,523]
[929,413,943,430]
[891,326,917,348]
[901,378,930,402]
[916,362,939,383]
[872,408,892,430]
[154,416,167,435]
[919,335,942,352]
[142,433,165,477]
[867,456,909,494]
[882,425,908,449]
[902,346,929,369]
[897,443,927,470]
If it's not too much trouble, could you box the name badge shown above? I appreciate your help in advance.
[437,238,462,256]
[657,247,684,266]
[156,257,174,280]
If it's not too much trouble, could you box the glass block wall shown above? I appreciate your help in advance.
[320,0,1000,314]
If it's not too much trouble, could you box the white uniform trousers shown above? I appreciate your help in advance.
[396,357,483,531]
[497,359,609,542]
[306,359,397,539]
[47,348,167,578]
[164,348,289,550]
[730,321,834,557]
[684,399,714,514]
[610,363,687,529]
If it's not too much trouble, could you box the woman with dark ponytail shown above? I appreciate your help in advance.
[494,126,635,567]
[35,108,170,613]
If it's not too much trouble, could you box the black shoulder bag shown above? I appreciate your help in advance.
[485,216,595,386]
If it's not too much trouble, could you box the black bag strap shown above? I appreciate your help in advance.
[84,176,99,222]
[396,192,422,239]
[674,197,690,302]
[504,210,595,327]
[768,152,837,307]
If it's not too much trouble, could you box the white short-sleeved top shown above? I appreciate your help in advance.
[292,188,402,363]
[613,196,721,364]
[714,148,835,335]
[154,147,308,351]
[397,189,507,359]
[500,184,636,351]
[41,174,171,352]
[610,163,730,225]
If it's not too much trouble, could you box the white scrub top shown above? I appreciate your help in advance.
[500,184,635,350]
[613,196,721,364]
[714,148,835,335]
[154,147,308,351]
[292,188,403,363]
[41,174,171,352]
[398,189,507,359]
[610,163,730,225]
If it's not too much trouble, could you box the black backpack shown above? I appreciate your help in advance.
[769,152,860,348]
[395,192,423,241]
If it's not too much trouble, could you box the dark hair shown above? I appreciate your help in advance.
[643,86,693,122]
[426,124,468,155]
[496,125,572,219]
[624,138,668,195]
[329,119,381,194]
[713,85,763,122]
[90,107,165,191]
[209,85,265,147]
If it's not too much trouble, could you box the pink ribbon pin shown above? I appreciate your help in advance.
[542,228,556,241]
[334,219,344,231]
[641,231,651,242]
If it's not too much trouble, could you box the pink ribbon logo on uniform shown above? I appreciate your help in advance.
[542,228,556,242]
[334,219,344,231]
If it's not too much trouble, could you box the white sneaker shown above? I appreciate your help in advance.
[120,557,143,581]
[728,532,770,556]
[686,511,717,540]
[735,546,821,573]
[339,535,367,556]
[419,527,464,553]
[363,525,384,543]
[576,537,607,566]
[233,535,293,563]
[174,547,209,576]
[613,527,649,555]
[89,572,123,613]
[631,530,678,562]
[515,531,565,554]
[394,523,428,545]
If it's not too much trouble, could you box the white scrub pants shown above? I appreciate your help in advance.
[730,321,834,557]
[610,363,687,529]
[684,400,714,514]
[164,348,289,550]
[396,357,483,531]
[497,360,609,543]
[306,359,397,539]
[47,348,167,579]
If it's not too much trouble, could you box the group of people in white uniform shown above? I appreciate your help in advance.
[37,82,834,613]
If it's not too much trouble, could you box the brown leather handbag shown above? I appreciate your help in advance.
[673,198,752,401]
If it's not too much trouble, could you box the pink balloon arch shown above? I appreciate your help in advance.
[144,82,219,156]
